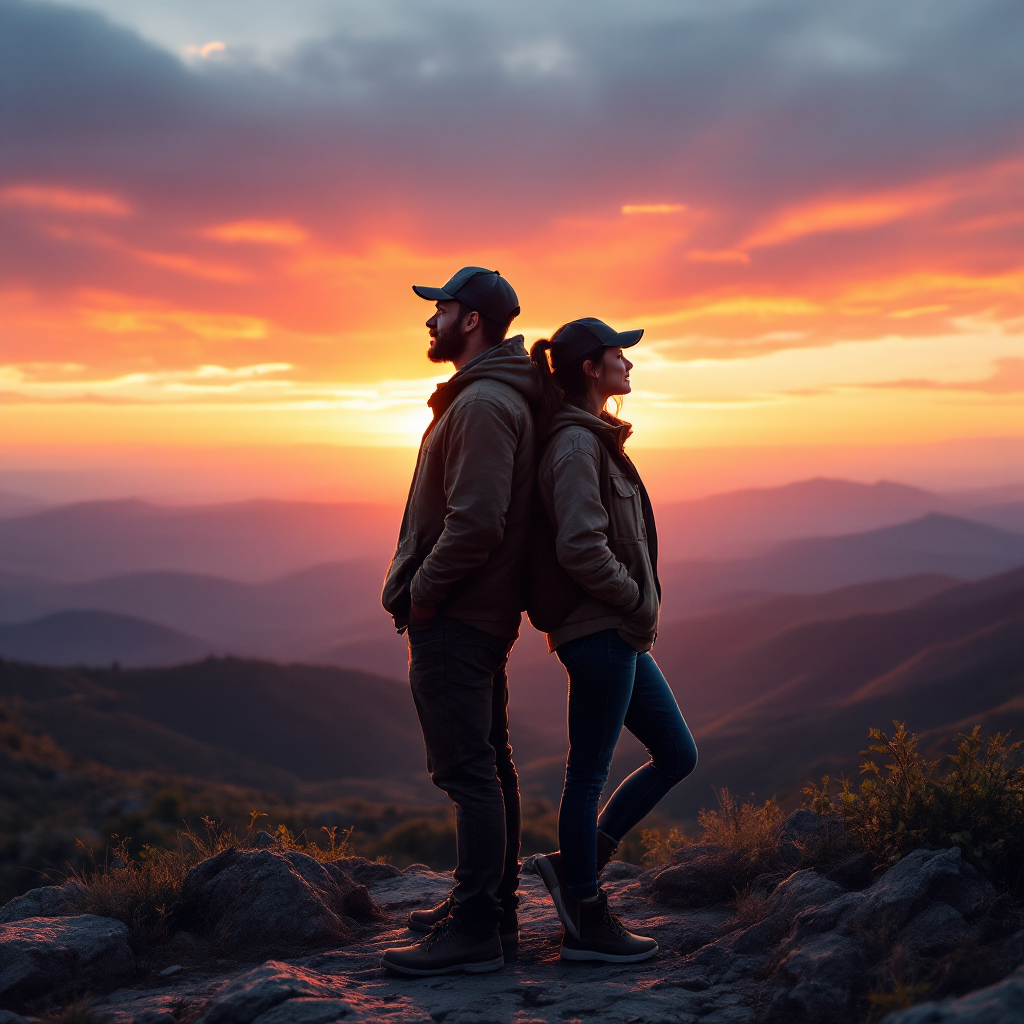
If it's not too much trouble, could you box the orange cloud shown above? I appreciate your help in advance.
[621,204,686,215]
[743,188,946,248]
[0,185,130,216]
[869,357,1024,395]
[205,220,308,245]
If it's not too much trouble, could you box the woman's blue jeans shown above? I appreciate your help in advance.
[555,628,698,898]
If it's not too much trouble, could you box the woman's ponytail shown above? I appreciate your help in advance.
[530,338,563,434]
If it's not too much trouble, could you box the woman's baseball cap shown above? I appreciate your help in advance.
[549,317,643,370]
[413,267,520,324]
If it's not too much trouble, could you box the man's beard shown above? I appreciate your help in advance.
[427,319,468,364]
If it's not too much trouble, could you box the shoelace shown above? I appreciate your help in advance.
[423,916,458,950]
[604,909,629,937]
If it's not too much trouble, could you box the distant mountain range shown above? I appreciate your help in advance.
[0,559,386,664]
[658,513,1024,618]
[0,478,1020,583]
[653,477,1024,559]
[0,610,211,668]
[0,499,402,581]
[2,509,1022,673]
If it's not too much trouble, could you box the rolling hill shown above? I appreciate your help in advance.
[0,560,389,661]
[0,610,213,667]
[649,566,1024,818]
[0,499,402,581]
[658,513,1024,617]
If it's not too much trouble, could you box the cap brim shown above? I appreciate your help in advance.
[412,285,455,302]
[613,328,644,348]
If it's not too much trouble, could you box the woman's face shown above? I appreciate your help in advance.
[593,347,633,399]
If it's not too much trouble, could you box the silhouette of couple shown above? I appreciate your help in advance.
[380,267,698,975]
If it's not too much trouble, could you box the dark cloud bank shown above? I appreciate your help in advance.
[2,0,1023,242]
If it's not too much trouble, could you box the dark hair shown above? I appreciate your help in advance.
[457,302,512,347]
[529,324,605,433]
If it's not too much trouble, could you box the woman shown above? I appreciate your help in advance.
[527,317,698,963]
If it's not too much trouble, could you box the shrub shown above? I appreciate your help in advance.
[804,722,1024,894]
[65,812,356,945]
[640,826,691,869]
[698,788,784,862]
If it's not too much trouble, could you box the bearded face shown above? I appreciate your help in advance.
[427,308,471,363]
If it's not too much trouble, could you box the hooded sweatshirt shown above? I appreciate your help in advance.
[530,404,661,653]
[382,336,540,639]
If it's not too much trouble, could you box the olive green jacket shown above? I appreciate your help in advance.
[381,337,539,639]
[531,405,661,653]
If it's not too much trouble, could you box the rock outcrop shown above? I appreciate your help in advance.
[175,849,383,953]
[0,914,134,1007]
[0,839,1019,1023]
[883,964,1024,1023]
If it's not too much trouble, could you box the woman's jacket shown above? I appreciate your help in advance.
[529,403,661,654]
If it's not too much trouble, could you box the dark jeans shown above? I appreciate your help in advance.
[556,628,698,898]
[408,617,521,936]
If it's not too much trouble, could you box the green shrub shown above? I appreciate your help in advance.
[804,722,1024,894]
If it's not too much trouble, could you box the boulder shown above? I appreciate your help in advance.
[0,915,134,1007]
[0,882,86,924]
[900,902,971,960]
[767,931,866,1023]
[253,999,360,1023]
[198,961,347,1024]
[844,848,995,936]
[881,964,1024,1023]
[602,861,644,882]
[332,858,402,885]
[647,846,748,908]
[175,849,381,953]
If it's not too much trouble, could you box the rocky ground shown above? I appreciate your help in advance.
[0,815,1021,1024]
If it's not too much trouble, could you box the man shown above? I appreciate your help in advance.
[380,267,539,975]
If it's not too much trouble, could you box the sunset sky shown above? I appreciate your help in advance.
[1,0,1022,502]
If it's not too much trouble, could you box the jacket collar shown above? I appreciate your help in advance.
[426,335,532,419]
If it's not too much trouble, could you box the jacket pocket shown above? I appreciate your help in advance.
[610,474,644,541]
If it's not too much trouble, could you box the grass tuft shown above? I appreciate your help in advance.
[64,812,356,946]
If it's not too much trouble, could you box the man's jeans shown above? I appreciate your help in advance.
[556,628,698,898]
[408,617,521,936]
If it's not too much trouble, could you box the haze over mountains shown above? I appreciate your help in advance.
[0,477,1020,671]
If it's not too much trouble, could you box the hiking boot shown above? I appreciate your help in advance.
[560,889,658,963]
[531,832,619,932]
[408,891,518,958]
[407,891,455,932]
[498,904,519,961]
[533,852,569,930]
[381,918,505,976]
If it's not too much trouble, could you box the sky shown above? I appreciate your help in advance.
[1,0,1022,502]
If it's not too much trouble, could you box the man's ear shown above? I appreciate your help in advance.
[462,309,480,334]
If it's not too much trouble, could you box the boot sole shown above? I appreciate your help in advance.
[381,955,505,976]
[535,857,577,938]
[560,943,659,963]
[406,918,434,933]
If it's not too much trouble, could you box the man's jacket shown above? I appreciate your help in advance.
[529,404,661,653]
[382,336,540,639]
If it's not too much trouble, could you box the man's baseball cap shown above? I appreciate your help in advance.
[549,317,643,371]
[413,267,520,324]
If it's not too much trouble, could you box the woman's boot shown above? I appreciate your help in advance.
[560,888,658,963]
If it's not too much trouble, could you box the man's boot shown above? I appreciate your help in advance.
[560,888,658,963]
[381,918,505,976]
[408,890,518,958]
[533,831,620,932]
[407,890,455,932]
